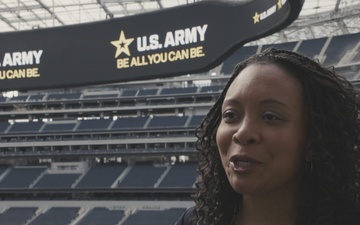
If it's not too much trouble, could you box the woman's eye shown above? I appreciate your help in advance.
[222,110,237,121]
[262,112,283,121]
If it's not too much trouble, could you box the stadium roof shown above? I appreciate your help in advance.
[0,0,359,45]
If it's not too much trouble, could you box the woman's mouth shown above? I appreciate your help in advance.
[229,155,261,173]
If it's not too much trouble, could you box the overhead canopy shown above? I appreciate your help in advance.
[0,0,304,91]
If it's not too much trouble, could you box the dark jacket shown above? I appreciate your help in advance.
[175,207,196,225]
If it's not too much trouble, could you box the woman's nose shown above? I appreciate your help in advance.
[232,118,260,145]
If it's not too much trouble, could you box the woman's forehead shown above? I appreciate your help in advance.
[225,64,303,101]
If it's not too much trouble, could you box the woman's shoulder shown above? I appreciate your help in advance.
[175,206,196,225]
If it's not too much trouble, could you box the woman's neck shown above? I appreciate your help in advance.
[234,186,298,225]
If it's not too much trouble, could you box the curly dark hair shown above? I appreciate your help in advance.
[193,48,360,225]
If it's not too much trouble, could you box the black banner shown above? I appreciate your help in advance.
[0,0,304,91]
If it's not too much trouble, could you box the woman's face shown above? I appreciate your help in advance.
[216,63,307,196]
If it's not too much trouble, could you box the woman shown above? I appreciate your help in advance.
[176,48,360,225]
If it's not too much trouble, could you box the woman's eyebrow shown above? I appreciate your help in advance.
[259,98,289,109]
[223,98,240,105]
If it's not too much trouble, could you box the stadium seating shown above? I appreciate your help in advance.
[323,33,360,65]
[0,165,9,176]
[28,94,45,101]
[77,119,112,131]
[138,88,158,96]
[121,208,186,225]
[47,93,82,101]
[188,115,205,128]
[0,207,37,225]
[83,93,119,99]
[8,121,43,133]
[75,207,124,225]
[33,173,82,189]
[7,95,28,102]
[111,116,148,130]
[0,163,198,190]
[117,162,167,188]
[0,167,46,188]
[42,122,77,132]
[0,121,9,133]
[147,116,188,128]
[296,37,327,59]
[158,162,197,188]
[160,87,198,95]
[121,89,138,97]
[0,206,188,225]
[27,207,80,225]
[149,97,176,105]
[75,164,127,188]
[221,46,258,74]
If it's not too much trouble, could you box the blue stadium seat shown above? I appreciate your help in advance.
[158,163,197,188]
[0,165,9,176]
[0,167,45,188]
[160,87,197,95]
[121,90,138,97]
[28,94,45,101]
[121,208,186,225]
[147,116,188,128]
[42,123,76,132]
[323,33,360,65]
[188,115,205,128]
[47,93,81,101]
[77,119,111,131]
[28,207,80,225]
[76,164,127,188]
[83,93,119,99]
[137,89,158,96]
[296,37,327,59]
[0,207,37,225]
[8,121,43,133]
[76,207,124,225]
[221,46,258,74]
[149,98,175,105]
[117,162,166,188]
[0,121,9,133]
[33,173,81,189]
[7,95,28,102]
[111,117,148,130]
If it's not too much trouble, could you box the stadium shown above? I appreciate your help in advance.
[0,0,359,224]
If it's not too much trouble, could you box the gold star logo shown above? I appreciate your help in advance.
[277,0,282,10]
[253,12,260,24]
[111,31,134,58]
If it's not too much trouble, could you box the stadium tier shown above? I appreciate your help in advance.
[121,208,185,225]
[221,32,360,77]
[0,203,190,225]
[75,164,128,188]
[0,167,46,189]
[0,162,197,190]
[75,207,125,225]
[27,207,80,225]
[0,207,38,225]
